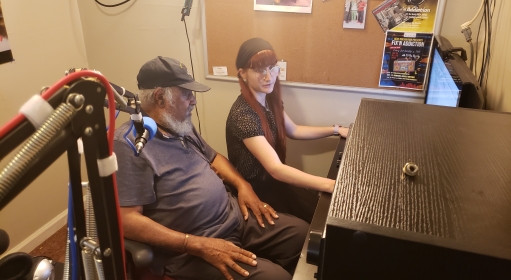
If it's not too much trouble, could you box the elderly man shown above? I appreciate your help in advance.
[114,56,308,280]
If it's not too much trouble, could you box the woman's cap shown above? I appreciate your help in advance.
[235,38,274,70]
[137,56,210,92]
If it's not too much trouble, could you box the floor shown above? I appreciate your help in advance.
[28,224,67,263]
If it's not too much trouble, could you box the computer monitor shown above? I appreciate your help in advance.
[424,47,461,107]
[424,36,484,109]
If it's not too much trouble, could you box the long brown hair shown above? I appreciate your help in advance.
[238,50,286,163]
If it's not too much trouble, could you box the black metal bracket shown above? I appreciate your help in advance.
[0,78,126,279]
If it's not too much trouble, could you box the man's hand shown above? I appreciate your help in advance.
[188,236,257,280]
[237,185,278,227]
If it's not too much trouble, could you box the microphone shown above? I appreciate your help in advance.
[100,81,155,155]
[103,99,137,115]
[0,230,33,280]
[103,83,139,114]
[132,116,157,156]
[0,229,9,255]
[108,83,128,109]
[0,252,33,280]
[181,0,193,21]
[110,82,136,99]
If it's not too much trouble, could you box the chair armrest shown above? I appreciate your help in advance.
[124,239,154,268]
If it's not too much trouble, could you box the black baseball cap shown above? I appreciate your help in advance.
[137,56,210,92]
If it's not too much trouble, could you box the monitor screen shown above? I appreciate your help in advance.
[424,35,484,109]
[425,48,461,107]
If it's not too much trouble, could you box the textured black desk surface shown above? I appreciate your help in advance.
[328,99,511,260]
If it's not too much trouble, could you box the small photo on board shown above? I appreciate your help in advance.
[343,0,368,29]
[255,0,312,14]
[372,0,409,32]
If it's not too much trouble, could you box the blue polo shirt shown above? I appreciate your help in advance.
[114,120,241,242]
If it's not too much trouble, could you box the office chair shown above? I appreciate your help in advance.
[124,239,174,280]
[83,181,174,280]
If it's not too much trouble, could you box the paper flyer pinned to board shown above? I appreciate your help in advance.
[379,31,434,90]
[277,60,287,81]
[372,0,439,33]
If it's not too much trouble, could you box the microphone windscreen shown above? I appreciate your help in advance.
[142,117,157,141]
[0,252,32,280]
[132,117,157,141]
[0,229,9,255]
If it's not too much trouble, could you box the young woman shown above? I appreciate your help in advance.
[226,38,349,223]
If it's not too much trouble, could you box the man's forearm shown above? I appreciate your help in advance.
[121,207,189,253]
[210,154,252,191]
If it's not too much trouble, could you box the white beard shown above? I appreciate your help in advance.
[161,106,194,136]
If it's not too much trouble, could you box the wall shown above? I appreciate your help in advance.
[440,0,511,112]
[478,1,511,111]
[0,0,87,256]
[1,0,503,254]
[440,0,482,51]
[77,0,424,176]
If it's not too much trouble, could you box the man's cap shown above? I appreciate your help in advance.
[137,56,210,92]
[235,38,274,70]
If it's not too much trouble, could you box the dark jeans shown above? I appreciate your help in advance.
[166,212,309,280]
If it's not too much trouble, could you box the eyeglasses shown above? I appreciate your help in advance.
[252,65,281,78]
[181,89,195,101]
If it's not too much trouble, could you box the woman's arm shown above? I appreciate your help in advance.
[243,136,335,193]
[284,111,349,139]
[210,154,278,227]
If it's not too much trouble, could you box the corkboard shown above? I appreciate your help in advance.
[205,0,389,89]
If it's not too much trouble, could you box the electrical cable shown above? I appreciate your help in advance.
[461,0,485,29]
[105,110,120,131]
[472,0,495,110]
[0,71,116,151]
[478,2,492,86]
[0,113,24,140]
[474,12,482,77]
[183,18,195,80]
[482,0,495,91]
[182,16,202,135]
[460,0,492,77]
[481,1,489,84]
[123,121,138,155]
[474,3,486,106]
[469,41,474,71]
[94,0,131,8]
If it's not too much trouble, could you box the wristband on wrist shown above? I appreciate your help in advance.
[333,124,340,136]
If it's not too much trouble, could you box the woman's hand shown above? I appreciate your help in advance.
[187,236,257,280]
[339,126,350,138]
[321,179,336,193]
[209,154,279,227]
[237,184,279,227]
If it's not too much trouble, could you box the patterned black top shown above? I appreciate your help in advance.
[226,94,278,182]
